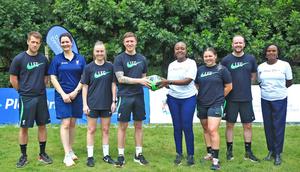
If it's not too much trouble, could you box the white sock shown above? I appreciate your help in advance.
[87,145,94,157]
[118,148,124,155]
[103,144,109,157]
[136,146,142,156]
[212,158,219,165]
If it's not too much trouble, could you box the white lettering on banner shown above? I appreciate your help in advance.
[48,100,55,109]
[4,98,55,110]
[149,85,300,123]
[50,35,61,53]
[5,99,18,109]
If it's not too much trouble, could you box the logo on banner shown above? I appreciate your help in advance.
[46,25,79,55]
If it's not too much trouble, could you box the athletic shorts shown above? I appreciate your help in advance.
[116,94,146,122]
[88,110,111,118]
[197,104,224,119]
[224,101,255,123]
[55,92,83,119]
[19,94,50,128]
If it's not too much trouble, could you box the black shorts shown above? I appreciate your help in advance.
[19,94,50,128]
[224,101,255,123]
[116,95,146,122]
[88,110,111,118]
[197,105,224,119]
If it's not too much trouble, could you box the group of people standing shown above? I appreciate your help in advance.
[160,35,293,170]
[10,31,149,168]
[9,31,292,170]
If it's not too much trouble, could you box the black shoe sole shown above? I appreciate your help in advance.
[16,161,28,168]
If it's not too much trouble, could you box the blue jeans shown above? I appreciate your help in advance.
[167,95,196,156]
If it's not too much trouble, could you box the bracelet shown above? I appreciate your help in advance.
[168,81,173,85]
[113,100,117,103]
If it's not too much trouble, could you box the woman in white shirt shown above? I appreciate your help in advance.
[257,44,293,166]
[160,42,197,166]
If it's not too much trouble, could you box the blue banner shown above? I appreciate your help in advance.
[0,88,150,125]
[46,25,79,55]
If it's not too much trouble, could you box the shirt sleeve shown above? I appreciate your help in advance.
[113,56,124,73]
[48,56,58,75]
[285,62,293,80]
[222,67,232,84]
[81,66,90,85]
[220,57,226,66]
[257,64,262,83]
[9,55,21,76]
[81,56,86,73]
[185,59,197,80]
[251,55,258,73]
[194,68,200,84]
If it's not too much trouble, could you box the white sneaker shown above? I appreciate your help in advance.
[204,153,213,161]
[63,154,75,167]
[69,151,78,160]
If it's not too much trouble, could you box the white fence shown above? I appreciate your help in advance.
[149,85,300,123]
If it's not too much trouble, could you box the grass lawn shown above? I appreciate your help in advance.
[0,123,299,172]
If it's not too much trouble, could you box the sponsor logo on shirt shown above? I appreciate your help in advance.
[230,62,248,69]
[94,71,111,79]
[61,62,68,64]
[26,62,44,70]
[200,71,218,77]
[76,60,79,65]
[127,61,142,68]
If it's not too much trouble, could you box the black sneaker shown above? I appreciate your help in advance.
[16,155,28,168]
[264,151,275,161]
[38,153,53,164]
[134,153,149,165]
[174,154,183,165]
[274,154,281,166]
[211,163,220,170]
[86,157,95,167]
[244,151,260,162]
[115,155,125,167]
[187,155,194,166]
[211,158,220,170]
[103,155,115,164]
[226,150,234,161]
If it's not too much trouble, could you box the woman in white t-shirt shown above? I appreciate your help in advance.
[257,44,293,166]
[160,42,197,166]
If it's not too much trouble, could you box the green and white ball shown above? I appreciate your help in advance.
[147,75,162,91]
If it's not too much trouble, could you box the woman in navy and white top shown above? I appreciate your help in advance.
[48,33,86,166]
[195,48,232,170]
[81,41,117,167]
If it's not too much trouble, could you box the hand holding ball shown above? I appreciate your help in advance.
[147,75,163,91]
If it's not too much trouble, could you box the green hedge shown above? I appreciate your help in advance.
[1,0,300,85]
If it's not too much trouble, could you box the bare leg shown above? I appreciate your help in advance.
[226,122,235,143]
[60,118,71,154]
[38,125,47,142]
[117,122,128,149]
[134,121,143,147]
